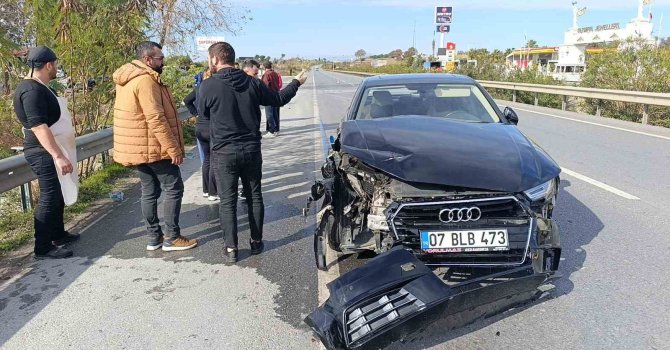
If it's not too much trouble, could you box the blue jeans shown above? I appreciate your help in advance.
[196,124,217,195]
[265,106,280,133]
[136,160,184,240]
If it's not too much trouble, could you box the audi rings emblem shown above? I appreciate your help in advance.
[438,207,482,223]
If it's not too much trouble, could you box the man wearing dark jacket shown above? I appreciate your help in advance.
[198,42,307,262]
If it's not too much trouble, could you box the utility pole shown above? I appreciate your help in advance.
[412,20,416,49]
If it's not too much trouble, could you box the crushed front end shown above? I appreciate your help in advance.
[306,245,560,350]
[311,145,561,271]
[308,149,562,350]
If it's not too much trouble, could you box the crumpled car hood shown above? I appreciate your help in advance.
[339,116,561,192]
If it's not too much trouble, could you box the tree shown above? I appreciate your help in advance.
[389,49,403,59]
[0,0,28,96]
[148,0,250,53]
[404,47,418,57]
[21,1,147,140]
[355,49,367,61]
[526,39,539,48]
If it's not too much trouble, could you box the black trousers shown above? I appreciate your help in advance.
[25,151,66,254]
[213,144,264,249]
[196,124,217,196]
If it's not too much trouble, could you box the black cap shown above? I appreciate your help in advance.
[26,45,58,64]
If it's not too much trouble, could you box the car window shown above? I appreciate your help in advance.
[354,84,500,123]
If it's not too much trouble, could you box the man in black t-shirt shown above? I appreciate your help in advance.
[13,46,80,259]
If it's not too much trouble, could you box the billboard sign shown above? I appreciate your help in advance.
[436,25,450,33]
[446,42,456,50]
[435,7,453,24]
[196,36,226,51]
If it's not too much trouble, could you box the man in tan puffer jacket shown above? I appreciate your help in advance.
[112,41,197,252]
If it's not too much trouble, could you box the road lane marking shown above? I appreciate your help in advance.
[506,105,670,141]
[263,181,311,193]
[312,72,341,310]
[562,167,640,200]
[287,190,311,199]
[323,70,359,87]
[263,172,304,183]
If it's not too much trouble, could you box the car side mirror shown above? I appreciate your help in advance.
[504,107,519,125]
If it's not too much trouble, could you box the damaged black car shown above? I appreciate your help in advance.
[307,74,562,350]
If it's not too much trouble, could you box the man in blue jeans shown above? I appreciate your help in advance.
[198,42,307,263]
[113,41,197,252]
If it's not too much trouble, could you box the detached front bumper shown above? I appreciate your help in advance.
[305,223,561,350]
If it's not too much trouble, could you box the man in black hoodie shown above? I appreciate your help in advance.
[198,42,307,262]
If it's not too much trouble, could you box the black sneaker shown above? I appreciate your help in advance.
[53,231,80,246]
[223,248,238,263]
[239,190,247,200]
[35,247,73,260]
[250,240,265,255]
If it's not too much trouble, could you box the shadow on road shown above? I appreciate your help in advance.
[0,113,326,344]
[332,179,604,349]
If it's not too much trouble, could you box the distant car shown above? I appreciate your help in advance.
[307,74,563,349]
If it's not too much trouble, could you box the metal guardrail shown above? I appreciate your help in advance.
[478,80,670,124]
[329,70,380,77]
[0,108,191,197]
[329,70,670,124]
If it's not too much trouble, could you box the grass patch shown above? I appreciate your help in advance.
[0,162,132,255]
[182,121,196,146]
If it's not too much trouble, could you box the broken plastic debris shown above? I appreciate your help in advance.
[109,191,124,202]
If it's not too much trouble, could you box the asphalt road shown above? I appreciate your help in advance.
[0,69,669,350]
[312,70,670,350]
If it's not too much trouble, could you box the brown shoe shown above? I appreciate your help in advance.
[162,236,198,251]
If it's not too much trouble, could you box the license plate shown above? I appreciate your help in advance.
[420,229,509,252]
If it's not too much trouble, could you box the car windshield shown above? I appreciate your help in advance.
[354,83,501,123]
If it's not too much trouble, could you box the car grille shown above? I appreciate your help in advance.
[345,288,425,344]
[390,196,531,266]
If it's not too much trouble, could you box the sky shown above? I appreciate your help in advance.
[195,0,670,60]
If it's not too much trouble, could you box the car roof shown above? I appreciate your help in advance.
[361,73,476,87]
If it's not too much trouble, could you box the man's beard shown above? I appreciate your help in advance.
[154,65,164,74]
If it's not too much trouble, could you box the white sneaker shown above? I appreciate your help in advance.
[202,193,209,198]
[208,195,219,201]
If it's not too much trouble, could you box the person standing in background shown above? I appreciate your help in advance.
[261,61,282,137]
[184,68,218,201]
[242,59,260,79]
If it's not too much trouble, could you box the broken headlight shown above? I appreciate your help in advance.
[523,178,558,218]
[523,178,558,202]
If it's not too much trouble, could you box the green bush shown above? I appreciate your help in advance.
[0,162,131,255]
[580,40,670,126]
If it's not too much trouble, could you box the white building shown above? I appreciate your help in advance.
[507,0,656,83]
